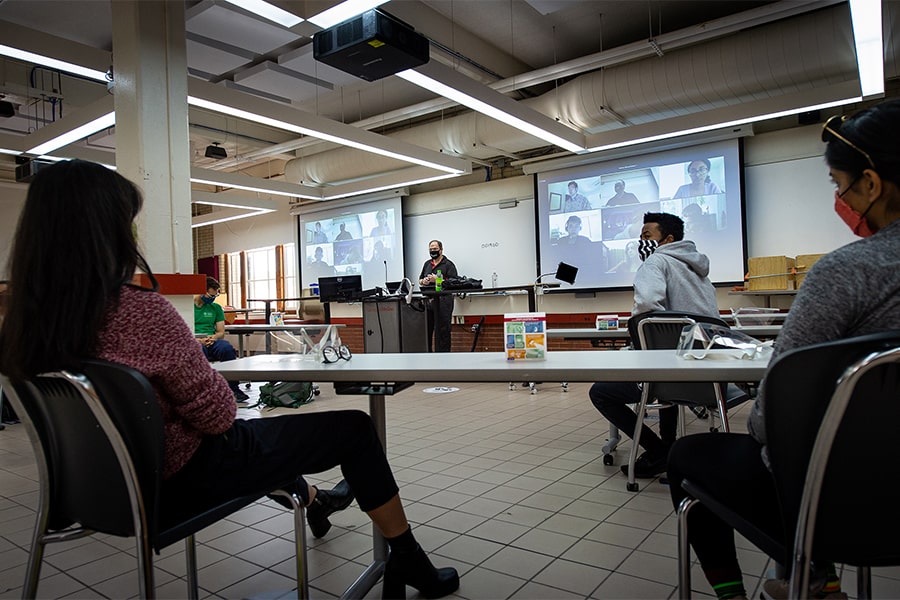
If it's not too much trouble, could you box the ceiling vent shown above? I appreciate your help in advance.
[312,9,429,82]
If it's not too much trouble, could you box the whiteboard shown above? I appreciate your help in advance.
[403,199,536,287]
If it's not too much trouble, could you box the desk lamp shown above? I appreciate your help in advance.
[534,262,578,309]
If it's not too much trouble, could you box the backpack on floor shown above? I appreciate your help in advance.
[254,381,315,409]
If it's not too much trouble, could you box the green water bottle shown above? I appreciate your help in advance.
[435,269,443,292]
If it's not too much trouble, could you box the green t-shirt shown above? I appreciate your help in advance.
[194,301,225,336]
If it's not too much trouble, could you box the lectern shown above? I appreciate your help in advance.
[362,297,428,353]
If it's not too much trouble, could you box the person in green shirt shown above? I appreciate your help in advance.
[194,276,248,401]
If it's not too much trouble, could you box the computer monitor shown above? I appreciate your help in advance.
[318,275,363,303]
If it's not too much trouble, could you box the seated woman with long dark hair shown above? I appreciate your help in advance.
[0,159,458,600]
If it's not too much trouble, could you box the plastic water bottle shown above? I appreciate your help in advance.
[435,269,443,292]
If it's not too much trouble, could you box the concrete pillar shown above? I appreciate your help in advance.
[111,1,197,321]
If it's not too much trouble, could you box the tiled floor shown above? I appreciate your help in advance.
[2,380,899,599]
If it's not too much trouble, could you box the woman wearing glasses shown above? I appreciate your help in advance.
[667,99,900,600]
[673,158,723,199]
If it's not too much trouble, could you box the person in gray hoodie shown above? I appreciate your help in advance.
[589,212,718,478]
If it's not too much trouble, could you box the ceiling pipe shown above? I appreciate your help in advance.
[219,0,843,173]
[285,3,860,185]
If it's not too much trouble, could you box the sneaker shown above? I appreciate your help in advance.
[761,578,848,600]
[233,388,249,402]
[307,480,355,538]
[620,451,667,478]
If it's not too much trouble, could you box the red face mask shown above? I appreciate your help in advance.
[834,192,878,238]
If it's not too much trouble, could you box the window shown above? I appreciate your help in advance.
[224,243,298,312]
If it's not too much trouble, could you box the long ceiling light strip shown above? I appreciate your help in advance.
[586,95,859,154]
[0,43,108,82]
[190,166,324,200]
[396,61,586,154]
[23,95,117,155]
[220,0,303,27]
[187,80,468,174]
[848,0,884,98]
[307,0,389,28]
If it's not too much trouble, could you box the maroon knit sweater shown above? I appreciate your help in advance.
[94,285,236,478]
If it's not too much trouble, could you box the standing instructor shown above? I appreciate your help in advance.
[419,240,458,352]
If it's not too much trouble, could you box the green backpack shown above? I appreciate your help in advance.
[253,381,316,409]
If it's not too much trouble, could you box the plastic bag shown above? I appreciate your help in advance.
[676,322,774,360]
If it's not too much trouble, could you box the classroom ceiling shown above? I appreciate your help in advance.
[0,0,893,200]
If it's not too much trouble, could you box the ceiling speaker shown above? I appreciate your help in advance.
[204,144,227,159]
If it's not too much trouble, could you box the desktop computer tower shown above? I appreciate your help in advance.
[363,297,428,353]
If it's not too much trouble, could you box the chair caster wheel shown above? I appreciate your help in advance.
[626,482,639,492]
[603,454,614,466]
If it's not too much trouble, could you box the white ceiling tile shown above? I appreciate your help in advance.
[186,2,302,55]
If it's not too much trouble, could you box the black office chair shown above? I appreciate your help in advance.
[620,311,750,492]
[676,331,900,599]
[1,359,311,600]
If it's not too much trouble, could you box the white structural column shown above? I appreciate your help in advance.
[111,1,197,319]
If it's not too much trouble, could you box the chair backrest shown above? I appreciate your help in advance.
[764,331,900,567]
[628,310,730,406]
[1,360,164,539]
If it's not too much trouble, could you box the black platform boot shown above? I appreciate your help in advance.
[306,479,354,538]
[382,541,459,599]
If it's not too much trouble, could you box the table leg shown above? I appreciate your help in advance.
[340,393,388,599]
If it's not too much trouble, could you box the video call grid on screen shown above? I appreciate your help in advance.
[297,196,406,293]
[536,138,747,292]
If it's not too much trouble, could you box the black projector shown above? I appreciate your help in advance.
[313,9,429,82]
[15,158,54,183]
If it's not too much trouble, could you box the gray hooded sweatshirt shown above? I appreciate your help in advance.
[632,239,718,317]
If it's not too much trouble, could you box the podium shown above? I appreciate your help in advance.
[362,297,428,353]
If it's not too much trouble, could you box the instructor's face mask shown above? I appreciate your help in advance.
[429,250,440,259]
[201,294,216,305]
[834,192,877,238]
[638,239,659,261]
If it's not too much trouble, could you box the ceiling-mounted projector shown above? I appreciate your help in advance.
[312,9,429,82]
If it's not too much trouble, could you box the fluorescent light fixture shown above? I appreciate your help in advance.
[192,207,275,228]
[585,82,864,153]
[396,61,586,154]
[587,99,856,153]
[190,166,324,200]
[28,112,115,155]
[307,0,389,29]
[0,147,20,156]
[0,43,108,82]
[849,0,884,98]
[322,170,460,201]
[192,190,278,227]
[187,79,468,174]
[23,95,116,156]
[220,0,303,27]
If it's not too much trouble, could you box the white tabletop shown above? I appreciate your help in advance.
[547,325,782,339]
[225,323,345,333]
[214,349,769,384]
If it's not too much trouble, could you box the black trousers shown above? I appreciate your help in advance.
[667,432,783,575]
[163,410,399,513]
[426,295,453,352]
[589,381,677,458]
